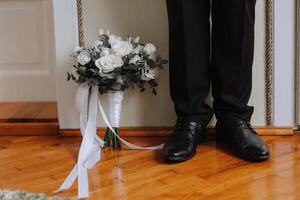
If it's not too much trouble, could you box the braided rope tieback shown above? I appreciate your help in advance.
[77,0,85,47]
[265,0,274,126]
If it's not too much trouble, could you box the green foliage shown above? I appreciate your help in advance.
[68,33,168,95]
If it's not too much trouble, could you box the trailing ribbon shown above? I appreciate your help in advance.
[54,85,164,199]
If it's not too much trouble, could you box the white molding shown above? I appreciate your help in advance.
[52,0,80,128]
[274,0,296,127]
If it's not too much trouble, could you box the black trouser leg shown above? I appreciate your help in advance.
[166,0,213,125]
[211,0,257,121]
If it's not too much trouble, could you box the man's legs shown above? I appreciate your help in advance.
[211,0,269,161]
[211,0,256,121]
[163,0,212,162]
[166,0,213,125]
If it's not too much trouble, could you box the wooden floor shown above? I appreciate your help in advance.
[0,135,299,200]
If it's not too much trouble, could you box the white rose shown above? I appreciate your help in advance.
[108,34,122,46]
[148,53,157,61]
[100,47,111,56]
[134,36,140,44]
[129,55,142,64]
[73,46,83,57]
[112,41,133,56]
[141,65,159,81]
[77,50,91,65]
[143,43,156,55]
[99,29,105,36]
[95,55,123,73]
[72,69,79,80]
[131,44,143,54]
[95,40,103,46]
[94,40,104,52]
[127,37,133,43]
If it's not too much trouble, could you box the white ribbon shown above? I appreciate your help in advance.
[54,85,164,199]
[107,90,123,128]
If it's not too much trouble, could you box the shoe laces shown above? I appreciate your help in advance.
[172,118,203,138]
[236,120,258,134]
[236,120,251,128]
[173,118,183,134]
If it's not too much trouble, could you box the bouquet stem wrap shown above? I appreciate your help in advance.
[104,91,123,148]
[54,86,164,199]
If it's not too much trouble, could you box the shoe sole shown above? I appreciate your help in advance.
[163,152,196,163]
[234,148,269,162]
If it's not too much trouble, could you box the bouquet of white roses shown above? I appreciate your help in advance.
[68,29,168,148]
[56,30,167,199]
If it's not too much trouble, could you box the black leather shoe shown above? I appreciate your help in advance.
[163,118,207,162]
[216,118,269,161]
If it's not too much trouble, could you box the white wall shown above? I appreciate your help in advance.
[81,0,267,127]
[274,0,295,127]
[53,0,280,128]
[52,0,79,128]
